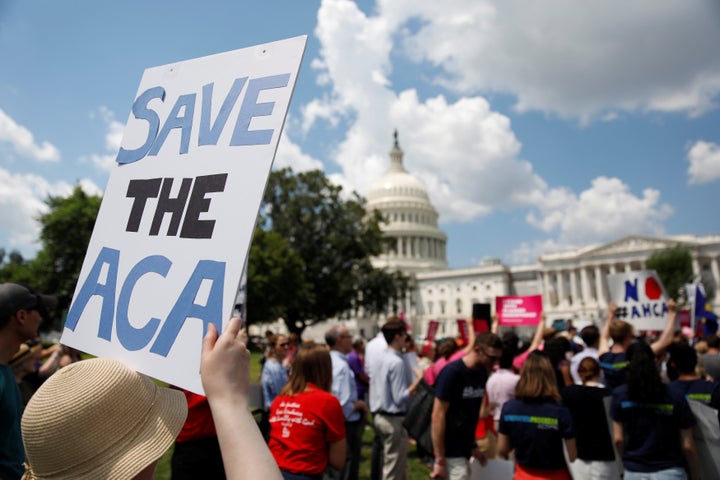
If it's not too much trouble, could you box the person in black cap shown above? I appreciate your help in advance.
[0,282,56,480]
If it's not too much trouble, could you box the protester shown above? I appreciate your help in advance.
[171,391,226,480]
[262,333,290,410]
[498,351,577,480]
[485,334,520,432]
[700,334,720,380]
[544,336,574,390]
[326,326,368,480]
[561,357,621,479]
[599,300,676,389]
[667,343,720,414]
[268,344,346,480]
[569,325,601,384]
[21,316,282,480]
[610,341,699,480]
[347,337,368,401]
[425,320,475,386]
[0,283,56,480]
[430,332,502,480]
[370,318,422,480]
[364,328,388,480]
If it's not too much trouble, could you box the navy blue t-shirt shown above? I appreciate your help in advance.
[668,378,720,409]
[610,384,696,473]
[599,351,627,390]
[499,398,574,470]
[434,359,487,458]
[561,385,615,461]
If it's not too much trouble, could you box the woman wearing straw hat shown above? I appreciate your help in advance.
[21,317,282,480]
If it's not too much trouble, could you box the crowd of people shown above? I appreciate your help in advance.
[2,279,720,480]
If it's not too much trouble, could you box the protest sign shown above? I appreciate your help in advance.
[426,320,439,341]
[457,319,469,344]
[606,270,668,331]
[496,295,543,326]
[61,36,307,394]
[472,303,491,333]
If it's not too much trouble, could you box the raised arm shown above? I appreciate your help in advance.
[598,303,616,356]
[528,314,547,352]
[202,318,282,480]
[650,298,677,355]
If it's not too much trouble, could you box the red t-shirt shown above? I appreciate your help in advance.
[268,384,346,475]
[175,390,217,442]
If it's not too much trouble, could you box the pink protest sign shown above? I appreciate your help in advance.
[496,295,543,326]
[456,319,469,345]
[426,320,439,341]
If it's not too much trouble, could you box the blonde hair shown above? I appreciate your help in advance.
[280,345,332,395]
[515,351,561,402]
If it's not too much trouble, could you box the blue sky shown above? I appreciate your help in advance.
[1,0,719,269]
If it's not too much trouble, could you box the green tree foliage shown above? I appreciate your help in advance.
[645,246,694,301]
[0,186,102,330]
[248,167,407,335]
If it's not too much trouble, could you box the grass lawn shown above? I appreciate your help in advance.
[155,352,431,479]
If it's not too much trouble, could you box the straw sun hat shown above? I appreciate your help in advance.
[21,358,188,479]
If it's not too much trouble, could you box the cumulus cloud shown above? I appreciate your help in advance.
[0,108,60,162]
[0,167,101,258]
[307,0,685,254]
[526,177,673,246]
[392,0,720,121]
[274,132,324,172]
[85,106,124,173]
[687,140,720,185]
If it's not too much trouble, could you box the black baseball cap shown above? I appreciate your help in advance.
[0,283,57,322]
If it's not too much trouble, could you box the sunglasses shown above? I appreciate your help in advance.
[278,342,289,348]
[482,348,500,362]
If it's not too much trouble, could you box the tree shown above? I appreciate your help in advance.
[645,246,694,302]
[247,167,407,335]
[0,185,102,331]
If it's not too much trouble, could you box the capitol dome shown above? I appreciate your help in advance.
[366,132,447,273]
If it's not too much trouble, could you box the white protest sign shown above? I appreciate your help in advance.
[61,36,307,394]
[606,270,668,330]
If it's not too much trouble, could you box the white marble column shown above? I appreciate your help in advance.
[712,256,720,301]
[570,269,579,306]
[543,271,553,308]
[609,264,617,275]
[580,267,591,306]
[625,262,632,272]
[396,237,401,258]
[557,271,566,307]
[595,265,606,307]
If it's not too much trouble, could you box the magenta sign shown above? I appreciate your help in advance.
[496,295,543,326]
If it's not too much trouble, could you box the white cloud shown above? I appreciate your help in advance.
[312,0,547,223]
[526,176,673,246]
[0,167,98,258]
[0,168,103,258]
[687,140,720,185]
[274,132,324,172]
[86,106,124,173]
[0,108,60,162]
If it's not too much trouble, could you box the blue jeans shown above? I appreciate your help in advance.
[624,467,687,480]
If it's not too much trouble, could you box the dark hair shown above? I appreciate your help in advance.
[281,344,332,395]
[578,357,601,383]
[706,334,720,350]
[437,338,459,359]
[381,318,406,344]
[499,332,519,369]
[626,341,665,403]
[544,336,571,367]
[668,343,698,374]
[580,325,600,348]
[474,332,503,351]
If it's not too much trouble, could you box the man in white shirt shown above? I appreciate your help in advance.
[570,325,600,384]
[326,326,368,480]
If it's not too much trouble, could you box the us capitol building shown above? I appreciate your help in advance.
[352,134,720,339]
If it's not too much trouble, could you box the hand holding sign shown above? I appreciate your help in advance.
[201,316,249,402]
